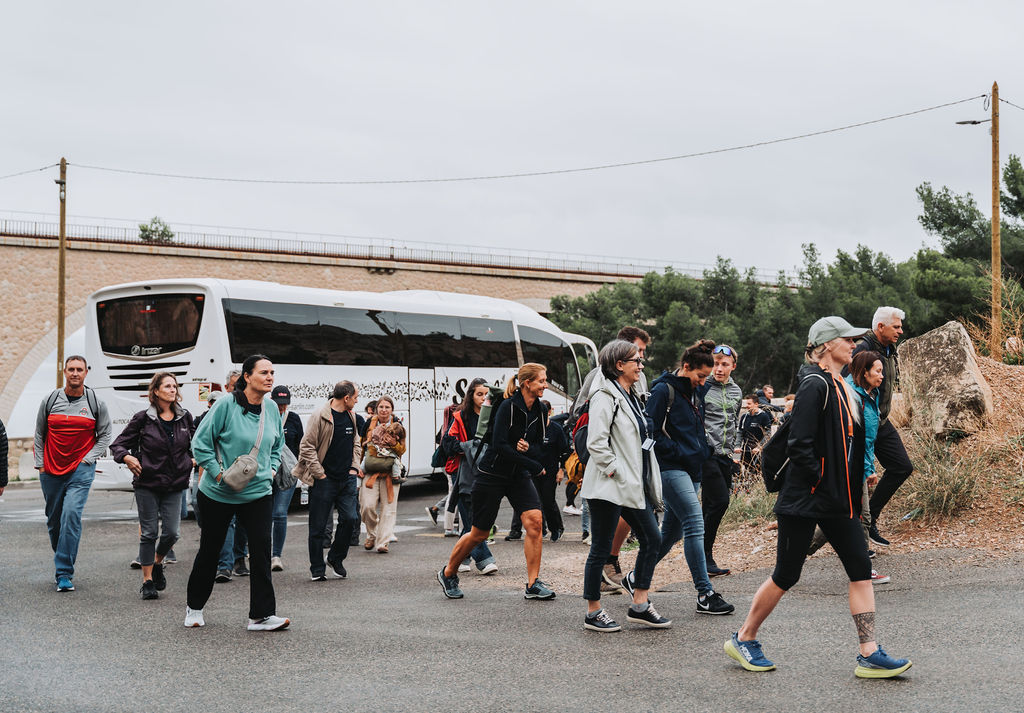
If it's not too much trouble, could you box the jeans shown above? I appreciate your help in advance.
[39,462,95,579]
[455,493,495,569]
[308,476,359,575]
[187,491,276,619]
[271,482,297,558]
[581,498,591,535]
[584,498,661,601]
[217,517,249,570]
[135,487,183,566]
[656,469,712,595]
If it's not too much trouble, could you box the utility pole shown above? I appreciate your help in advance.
[56,157,67,388]
[990,82,1001,360]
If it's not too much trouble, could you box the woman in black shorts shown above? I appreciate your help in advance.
[724,316,912,678]
[436,363,554,601]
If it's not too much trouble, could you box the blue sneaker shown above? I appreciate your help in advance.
[725,632,776,671]
[855,646,912,678]
[524,578,556,600]
[56,575,75,592]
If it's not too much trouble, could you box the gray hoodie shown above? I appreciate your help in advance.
[703,377,742,457]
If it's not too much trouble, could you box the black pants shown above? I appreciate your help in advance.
[868,420,914,521]
[188,491,276,619]
[307,475,359,575]
[565,480,580,507]
[701,455,734,562]
[584,498,661,601]
[510,472,563,535]
[771,513,872,591]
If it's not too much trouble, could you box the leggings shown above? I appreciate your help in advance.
[771,513,872,591]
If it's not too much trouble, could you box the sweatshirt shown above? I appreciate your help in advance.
[703,377,742,457]
[34,388,112,475]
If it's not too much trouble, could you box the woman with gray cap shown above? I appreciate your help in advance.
[724,316,912,679]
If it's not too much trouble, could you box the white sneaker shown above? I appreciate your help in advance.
[247,615,290,631]
[563,505,583,516]
[184,606,205,628]
[271,556,284,572]
[478,562,498,575]
[458,562,472,573]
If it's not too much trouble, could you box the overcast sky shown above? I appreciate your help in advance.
[2,2,1019,277]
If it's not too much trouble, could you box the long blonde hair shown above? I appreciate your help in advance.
[504,363,546,398]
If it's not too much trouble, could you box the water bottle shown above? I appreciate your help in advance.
[300,485,309,506]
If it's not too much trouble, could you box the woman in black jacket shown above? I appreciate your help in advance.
[110,372,195,600]
[725,317,911,679]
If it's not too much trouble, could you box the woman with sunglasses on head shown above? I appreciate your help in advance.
[637,339,735,616]
[724,317,911,678]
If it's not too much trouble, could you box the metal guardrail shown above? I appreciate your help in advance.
[0,217,799,284]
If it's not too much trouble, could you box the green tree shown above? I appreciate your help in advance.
[139,216,174,244]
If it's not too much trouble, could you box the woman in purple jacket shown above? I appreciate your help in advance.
[111,372,195,600]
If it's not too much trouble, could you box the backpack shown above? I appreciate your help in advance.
[759,373,829,493]
[45,387,99,419]
[571,396,619,466]
[431,403,458,469]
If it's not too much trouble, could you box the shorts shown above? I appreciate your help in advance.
[470,472,542,533]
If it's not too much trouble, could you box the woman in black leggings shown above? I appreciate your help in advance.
[724,316,912,678]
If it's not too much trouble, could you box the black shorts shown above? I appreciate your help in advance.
[470,473,542,533]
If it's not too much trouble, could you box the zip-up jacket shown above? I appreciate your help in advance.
[775,364,857,520]
[704,377,742,456]
[110,404,195,492]
[846,374,880,481]
[646,370,712,481]
[849,331,899,423]
[478,390,546,478]
[293,401,361,484]
[34,388,112,475]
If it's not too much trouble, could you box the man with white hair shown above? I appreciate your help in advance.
[848,306,913,547]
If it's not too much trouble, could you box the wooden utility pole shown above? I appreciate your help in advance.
[991,82,1002,360]
[56,157,67,388]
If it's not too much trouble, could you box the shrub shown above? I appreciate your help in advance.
[895,429,981,520]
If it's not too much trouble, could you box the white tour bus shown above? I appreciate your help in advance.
[85,278,598,489]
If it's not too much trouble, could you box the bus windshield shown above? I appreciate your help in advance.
[96,293,205,357]
[518,325,580,397]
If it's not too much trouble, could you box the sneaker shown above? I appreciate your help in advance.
[271,556,284,572]
[184,606,205,628]
[868,523,891,547]
[310,573,327,581]
[247,615,290,631]
[505,530,522,541]
[550,528,564,543]
[478,562,498,575]
[870,569,891,585]
[855,646,912,678]
[563,504,583,516]
[724,632,776,672]
[626,602,672,628]
[233,558,250,577]
[697,590,736,615]
[621,570,636,598]
[584,608,621,632]
[129,558,142,570]
[364,537,376,550]
[140,579,159,600]
[581,531,590,545]
[436,568,464,599]
[327,559,347,579]
[458,562,471,573]
[323,538,333,549]
[444,530,460,538]
[56,575,74,592]
[868,549,876,559]
[215,569,233,583]
[524,579,556,600]
[426,505,440,525]
[164,550,177,564]
[152,563,167,591]
[706,560,731,577]
[601,559,622,589]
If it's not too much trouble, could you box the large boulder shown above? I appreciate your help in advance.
[898,320,993,437]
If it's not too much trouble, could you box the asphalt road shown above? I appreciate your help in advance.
[1,480,1021,713]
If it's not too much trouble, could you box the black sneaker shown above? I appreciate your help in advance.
[327,559,347,579]
[626,602,672,628]
[621,570,636,598]
[706,559,731,577]
[152,563,167,591]
[426,506,440,525]
[868,549,876,559]
[233,558,250,577]
[550,528,563,542]
[868,523,891,547]
[584,608,621,633]
[310,573,327,582]
[140,579,159,600]
[437,568,464,599]
[504,530,523,541]
[697,590,736,615]
[524,579,556,600]
[215,569,233,583]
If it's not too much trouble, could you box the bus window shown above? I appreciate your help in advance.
[460,317,518,367]
[320,306,403,366]
[518,326,580,396]
[397,313,463,368]
[223,299,321,363]
[96,293,204,357]
[572,341,597,381]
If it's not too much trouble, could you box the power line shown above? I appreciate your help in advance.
[1000,97,1024,113]
[0,164,59,182]
[66,95,987,186]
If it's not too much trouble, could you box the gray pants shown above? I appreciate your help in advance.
[808,479,871,556]
[135,488,183,566]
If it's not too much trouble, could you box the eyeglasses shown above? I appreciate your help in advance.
[619,357,644,365]
[713,345,736,357]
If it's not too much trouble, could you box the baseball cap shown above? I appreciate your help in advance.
[207,390,224,404]
[807,316,870,348]
[271,385,292,404]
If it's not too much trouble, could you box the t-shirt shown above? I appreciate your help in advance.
[323,408,357,478]
[740,410,774,444]
[159,416,175,440]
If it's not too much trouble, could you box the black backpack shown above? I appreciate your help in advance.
[759,373,829,493]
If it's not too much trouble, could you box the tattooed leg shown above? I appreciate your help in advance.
[853,611,876,644]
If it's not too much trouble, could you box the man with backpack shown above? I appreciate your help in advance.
[34,355,112,592]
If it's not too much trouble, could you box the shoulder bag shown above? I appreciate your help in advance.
[216,402,267,492]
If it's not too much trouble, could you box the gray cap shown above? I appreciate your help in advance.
[807,316,869,348]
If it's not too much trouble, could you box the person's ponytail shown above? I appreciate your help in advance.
[680,339,715,370]
[505,362,546,398]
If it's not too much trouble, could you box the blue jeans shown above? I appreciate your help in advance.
[584,497,661,601]
[39,462,96,579]
[656,469,711,595]
[581,498,591,535]
[455,493,495,570]
[307,476,359,576]
[217,517,248,570]
[271,482,297,558]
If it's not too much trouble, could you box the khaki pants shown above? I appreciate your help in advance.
[807,479,871,556]
[360,477,400,547]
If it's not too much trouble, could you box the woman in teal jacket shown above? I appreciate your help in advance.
[185,354,289,631]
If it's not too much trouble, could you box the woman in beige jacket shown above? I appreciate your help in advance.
[579,339,667,632]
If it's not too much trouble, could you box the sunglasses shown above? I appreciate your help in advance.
[713,345,737,357]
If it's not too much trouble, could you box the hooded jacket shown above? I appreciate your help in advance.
[646,370,712,481]
[704,377,742,457]
[478,390,546,478]
[110,403,195,492]
[774,364,857,520]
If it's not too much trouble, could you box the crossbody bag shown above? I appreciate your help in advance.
[216,402,266,492]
